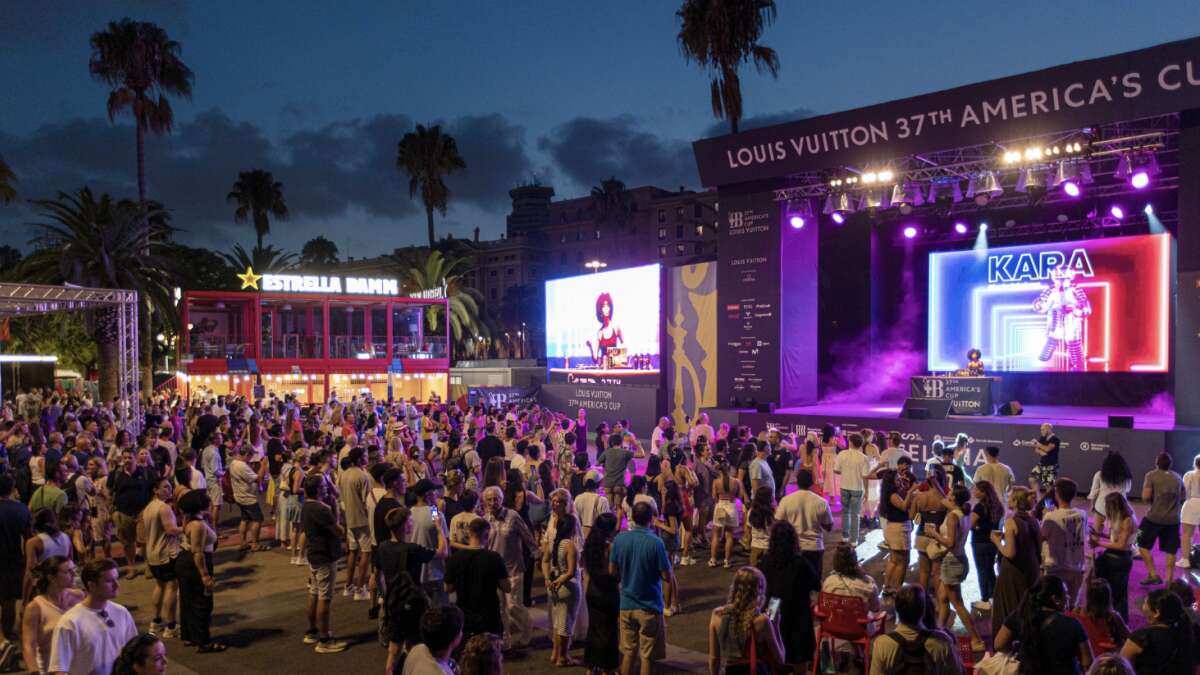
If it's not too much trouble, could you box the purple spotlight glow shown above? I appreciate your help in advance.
[1130,170,1150,189]
[954,221,968,234]
[1063,180,1081,197]
[788,215,805,229]
[903,225,918,239]
[1110,204,1125,219]
[831,212,846,225]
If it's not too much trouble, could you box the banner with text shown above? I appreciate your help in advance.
[539,382,661,443]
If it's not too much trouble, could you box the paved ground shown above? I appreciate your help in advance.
[107,497,1194,675]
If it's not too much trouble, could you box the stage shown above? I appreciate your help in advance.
[703,400,1200,486]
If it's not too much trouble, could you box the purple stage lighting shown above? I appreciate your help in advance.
[1062,180,1081,197]
[788,215,805,229]
[903,225,918,239]
[1130,170,1151,189]
[1110,205,1125,220]
[954,221,968,234]
[831,212,845,225]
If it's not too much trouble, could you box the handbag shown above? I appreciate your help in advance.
[975,650,1020,675]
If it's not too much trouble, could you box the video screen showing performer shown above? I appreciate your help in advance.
[544,264,660,378]
[965,349,985,376]
[1033,266,1092,371]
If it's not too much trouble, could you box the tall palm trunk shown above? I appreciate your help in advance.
[425,206,435,249]
[95,308,121,402]
[135,110,154,398]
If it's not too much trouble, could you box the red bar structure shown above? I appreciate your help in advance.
[179,289,450,404]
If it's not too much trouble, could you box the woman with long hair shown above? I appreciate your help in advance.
[1088,492,1138,622]
[709,459,743,569]
[994,575,1093,673]
[756,521,817,673]
[583,512,620,675]
[1087,451,1132,533]
[175,489,224,653]
[111,632,167,675]
[990,486,1042,640]
[924,485,985,652]
[1179,453,1200,569]
[746,486,774,568]
[88,456,114,562]
[912,462,949,591]
[706,566,786,675]
[657,480,684,615]
[1119,588,1195,673]
[820,543,880,611]
[20,556,84,674]
[458,633,503,675]
[22,509,70,602]
[544,513,582,667]
[623,475,654,528]
[969,479,1003,603]
[819,425,841,505]
[1072,579,1130,657]
[585,292,623,365]
[482,456,506,491]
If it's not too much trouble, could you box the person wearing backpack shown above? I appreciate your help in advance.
[379,505,445,675]
[868,584,962,675]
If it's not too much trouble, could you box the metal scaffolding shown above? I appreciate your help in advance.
[0,282,141,432]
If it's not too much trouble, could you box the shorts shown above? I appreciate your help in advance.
[207,483,224,508]
[149,558,178,582]
[1136,519,1181,554]
[1031,464,1059,490]
[347,525,372,552]
[307,562,336,600]
[1181,497,1200,526]
[113,511,140,543]
[884,521,912,551]
[618,609,667,661]
[713,500,738,529]
[237,502,264,523]
[940,552,969,585]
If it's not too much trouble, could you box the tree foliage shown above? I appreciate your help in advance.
[299,235,339,270]
[228,169,289,250]
[395,250,489,353]
[220,243,298,275]
[396,124,467,248]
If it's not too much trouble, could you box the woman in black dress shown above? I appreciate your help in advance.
[990,486,1041,639]
[582,512,620,674]
[756,520,818,673]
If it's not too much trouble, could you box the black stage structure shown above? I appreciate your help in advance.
[692,36,1200,482]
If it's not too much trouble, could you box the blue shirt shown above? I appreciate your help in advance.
[609,525,671,612]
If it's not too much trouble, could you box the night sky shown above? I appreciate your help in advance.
[2,1,1197,259]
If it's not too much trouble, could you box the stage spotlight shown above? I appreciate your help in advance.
[823,192,853,221]
[967,171,1003,206]
[1131,171,1150,189]
[1116,151,1160,189]
[1144,203,1154,215]
[891,182,924,215]
[788,215,804,229]
[1063,181,1081,197]
[954,221,968,235]
[902,225,918,239]
[785,198,813,229]
[1016,167,1045,193]
[859,188,884,210]
[831,212,845,225]
[1110,204,1125,220]
[979,222,988,231]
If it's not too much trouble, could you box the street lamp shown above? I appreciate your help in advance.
[585,260,607,273]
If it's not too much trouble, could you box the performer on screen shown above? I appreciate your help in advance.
[966,348,985,376]
[1033,266,1092,371]
[585,291,624,365]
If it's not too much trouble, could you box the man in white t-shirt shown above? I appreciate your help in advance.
[749,443,775,501]
[49,559,138,675]
[650,417,670,456]
[573,478,611,540]
[688,412,715,447]
[835,433,871,544]
[229,445,268,554]
[774,468,832,575]
[1040,477,1088,608]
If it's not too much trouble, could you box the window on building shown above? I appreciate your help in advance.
[489,270,498,278]
[658,245,667,258]
[676,243,685,255]
[695,224,704,237]
[506,267,514,276]
[676,224,684,239]
[657,209,666,223]
[694,203,704,218]
[657,227,666,240]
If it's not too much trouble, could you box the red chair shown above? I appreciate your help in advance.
[811,592,887,675]
[957,635,976,674]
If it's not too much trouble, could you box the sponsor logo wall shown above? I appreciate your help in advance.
[540,382,662,446]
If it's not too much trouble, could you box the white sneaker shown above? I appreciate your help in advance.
[162,625,181,639]
[1177,558,1192,568]
[354,589,370,601]
[343,585,355,598]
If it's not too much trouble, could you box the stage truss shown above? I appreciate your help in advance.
[0,283,142,432]
[772,113,1180,242]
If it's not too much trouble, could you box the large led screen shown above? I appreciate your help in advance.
[545,264,660,379]
[928,233,1169,373]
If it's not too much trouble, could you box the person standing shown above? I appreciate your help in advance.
[990,487,1042,640]
[834,433,870,544]
[482,486,538,650]
[444,518,509,643]
[748,442,775,502]
[110,449,152,580]
[582,512,620,674]
[543,513,582,667]
[0,474,30,656]
[380,506,446,673]
[336,447,373,601]
[1040,478,1088,608]
[228,445,268,556]
[757,521,818,671]
[573,479,610,542]
[200,432,225,528]
[300,475,349,653]
[609,502,674,675]
[1031,422,1061,500]
[877,458,917,595]
[773,469,832,576]
[142,477,182,639]
[1137,451,1185,586]
[408,479,449,606]
[175,490,223,654]
[969,480,1004,603]
[20,557,85,675]
[1090,492,1139,622]
[1087,451,1133,535]
[597,434,645,512]
[1180,454,1200,569]
[47,559,138,675]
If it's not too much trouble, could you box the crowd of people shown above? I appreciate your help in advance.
[0,386,1197,674]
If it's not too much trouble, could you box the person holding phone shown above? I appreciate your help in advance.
[706,567,785,674]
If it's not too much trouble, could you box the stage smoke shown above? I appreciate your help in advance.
[1146,391,1174,415]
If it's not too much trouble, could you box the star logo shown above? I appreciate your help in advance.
[237,266,262,290]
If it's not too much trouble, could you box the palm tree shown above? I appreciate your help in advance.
[396,124,467,248]
[590,177,633,225]
[0,155,16,204]
[88,18,194,208]
[299,235,339,270]
[220,243,298,275]
[227,169,289,250]
[19,188,179,400]
[677,0,780,135]
[394,250,488,356]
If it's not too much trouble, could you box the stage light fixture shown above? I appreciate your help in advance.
[859,188,884,210]
[902,225,918,239]
[831,212,845,225]
[954,221,968,234]
[823,192,853,222]
[1115,151,1160,189]
[927,178,963,203]
[891,182,924,215]
[785,198,813,229]
[1144,203,1154,215]
[1003,150,1022,164]
[966,171,1003,206]
[1110,204,1125,220]
[980,222,988,231]
[1063,181,1081,197]
[1016,167,1045,193]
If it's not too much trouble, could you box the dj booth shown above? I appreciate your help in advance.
[909,375,999,416]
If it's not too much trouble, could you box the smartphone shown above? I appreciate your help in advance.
[766,597,781,621]
[430,505,439,523]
